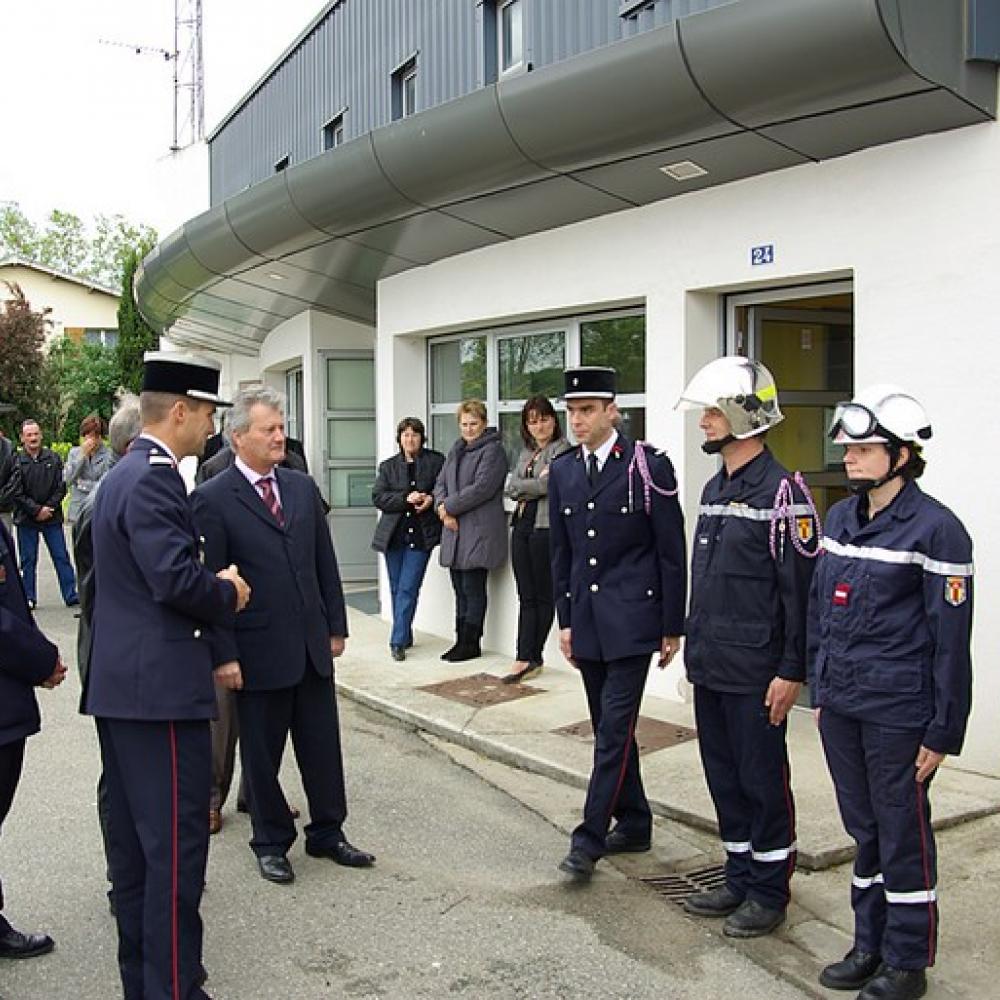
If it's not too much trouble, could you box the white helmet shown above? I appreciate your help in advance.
[829,385,932,445]
[676,356,783,439]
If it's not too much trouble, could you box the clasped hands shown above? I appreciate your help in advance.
[436,502,458,533]
[217,564,251,611]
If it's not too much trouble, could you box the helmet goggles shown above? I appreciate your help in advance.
[829,402,888,443]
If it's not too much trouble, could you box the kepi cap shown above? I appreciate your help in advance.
[562,366,617,400]
[142,351,232,407]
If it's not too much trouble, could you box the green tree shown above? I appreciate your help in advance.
[115,245,159,393]
[0,282,53,438]
[46,336,121,440]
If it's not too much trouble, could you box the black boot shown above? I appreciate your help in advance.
[819,948,882,990]
[440,621,463,661]
[449,623,482,662]
[858,967,927,1000]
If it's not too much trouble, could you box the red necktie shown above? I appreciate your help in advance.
[257,476,285,527]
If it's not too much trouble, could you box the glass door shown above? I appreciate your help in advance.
[324,353,377,581]
[726,282,854,516]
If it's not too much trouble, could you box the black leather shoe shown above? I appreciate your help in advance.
[306,839,375,867]
[858,967,927,1000]
[557,849,596,881]
[723,898,786,938]
[0,927,55,959]
[257,854,295,884]
[682,884,743,917]
[390,645,406,661]
[820,948,883,990]
[605,828,651,854]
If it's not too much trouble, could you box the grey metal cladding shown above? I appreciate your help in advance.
[208,0,736,204]
[284,136,421,237]
[497,23,731,174]
[182,205,266,277]
[225,172,329,259]
[371,87,549,208]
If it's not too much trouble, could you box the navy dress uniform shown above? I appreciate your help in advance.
[84,354,243,1000]
[676,357,820,936]
[0,517,61,958]
[809,387,973,1000]
[549,366,686,873]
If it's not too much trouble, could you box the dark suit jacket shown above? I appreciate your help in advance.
[191,463,348,693]
[0,520,59,747]
[548,434,686,662]
[83,437,239,721]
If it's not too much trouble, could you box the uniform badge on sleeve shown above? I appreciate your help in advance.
[945,576,968,607]
[796,516,814,544]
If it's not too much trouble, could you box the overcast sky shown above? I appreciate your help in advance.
[3,0,325,237]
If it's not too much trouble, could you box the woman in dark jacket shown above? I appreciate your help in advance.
[433,400,508,662]
[372,417,445,661]
[502,395,571,683]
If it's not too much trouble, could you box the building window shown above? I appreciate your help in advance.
[498,0,524,75]
[322,113,345,151]
[83,328,119,349]
[391,58,417,121]
[274,154,290,172]
[428,309,646,463]
[285,366,304,442]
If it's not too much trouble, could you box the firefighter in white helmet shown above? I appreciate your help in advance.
[809,385,973,1000]
[676,356,820,938]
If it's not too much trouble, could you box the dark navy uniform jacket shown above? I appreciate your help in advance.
[191,463,348,692]
[548,434,686,662]
[0,521,58,747]
[685,448,818,694]
[83,436,238,721]
[807,481,973,755]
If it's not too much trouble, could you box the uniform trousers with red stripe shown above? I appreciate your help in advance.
[97,718,211,1000]
[694,686,797,912]
[819,708,938,971]
[571,654,652,860]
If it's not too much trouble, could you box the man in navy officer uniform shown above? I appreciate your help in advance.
[675,357,820,937]
[548,365,686,881]
[84,352,251,1000]
[809,386,972,1000]
[0,516,66,961]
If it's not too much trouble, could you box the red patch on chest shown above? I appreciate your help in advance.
[832,583,851,607]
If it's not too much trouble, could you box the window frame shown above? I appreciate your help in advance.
[498,0,524,77]
[391,56,418,121]
[321,111,346,151]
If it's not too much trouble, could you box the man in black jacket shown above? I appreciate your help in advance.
[9,420,78,609]
[0,431,15,537]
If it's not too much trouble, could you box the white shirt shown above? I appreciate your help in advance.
[581,431,617,473]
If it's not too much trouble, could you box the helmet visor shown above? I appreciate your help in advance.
[829,402,881,441]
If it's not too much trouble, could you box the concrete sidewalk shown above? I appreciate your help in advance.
[337,601,1000,999]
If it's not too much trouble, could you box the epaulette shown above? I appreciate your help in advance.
[641,441,668,457]
[552,446,578,464]
[148,455,176,467]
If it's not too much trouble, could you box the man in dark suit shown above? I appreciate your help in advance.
[0,517,66,960]
[548,366,686,881]
[84,352,251,1000]
[192,385,373,885]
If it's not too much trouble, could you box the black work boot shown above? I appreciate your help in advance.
[819,948,882,990]
[449,623,482,662]
[682,884,743,917]
[440,621,463,661]
[723,898,786,938]
[858,966,927,1000]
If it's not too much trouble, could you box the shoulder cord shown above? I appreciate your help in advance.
[769,472,823,561]
[627,442,678,514]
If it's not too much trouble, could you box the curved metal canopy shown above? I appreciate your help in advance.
[136,0,996,356]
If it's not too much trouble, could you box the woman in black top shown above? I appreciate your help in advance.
[503,395,571,683]
[372,418,445,660]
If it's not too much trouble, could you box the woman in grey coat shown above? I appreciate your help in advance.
[64,413,113,525]
[433,400,508,662]
[503,395,571,684]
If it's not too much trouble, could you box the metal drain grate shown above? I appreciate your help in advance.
[639,864,728,906]
[418,672,543,708]
[552,716,697,755]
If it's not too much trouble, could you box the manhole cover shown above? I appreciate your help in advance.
[639,864,727,905]
[418,672,543,708]
[551,716,697,755]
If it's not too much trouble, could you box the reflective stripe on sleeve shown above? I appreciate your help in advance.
[822,538,973,577]
[884,888,937,904]
[699,503,813,522]
[852,872,885,889]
